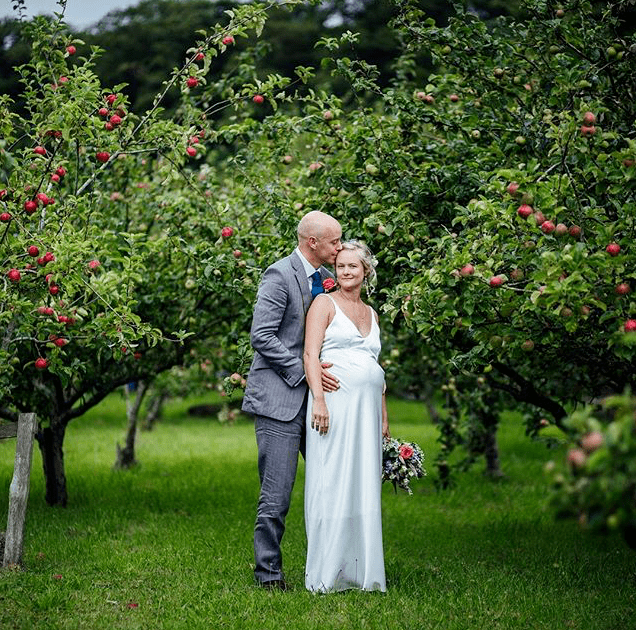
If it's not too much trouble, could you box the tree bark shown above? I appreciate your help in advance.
[3,413,37,567]
[114,381,148,469]
[141,390,167,431]
[36,422,68,507]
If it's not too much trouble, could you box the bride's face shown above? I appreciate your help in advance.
[335,249,365,289]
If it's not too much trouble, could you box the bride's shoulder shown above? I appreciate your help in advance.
[311,292,336,314]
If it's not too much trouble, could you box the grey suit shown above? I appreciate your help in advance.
[242,250,333,584]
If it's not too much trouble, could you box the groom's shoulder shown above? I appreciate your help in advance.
[267,251,298,273]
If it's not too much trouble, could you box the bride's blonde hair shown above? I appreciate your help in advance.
[338,240,377,294]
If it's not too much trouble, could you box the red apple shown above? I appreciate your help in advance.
[568,225,581,237]
[109,114,122,126]
[625,319,636,332]
[186,76,199,88]
[449,94,459,102]
[36,193,50,205]
[195,52,205,61]
[222,35,235,45]
[233,249,242,258]
[186,146,197,157]
[540,220,555,234]
[555,223,568,236]
[460,264,475,277]
[582,111,596,125]
[96,152,110,163]
[104,121,114,131]
[53,338,68,347]
[517,204,533,218]
[24,200,38,214]
[50,173,60,183]
[33,146,47,156]
[105,93,117,105]
[35,357,49,370]
[616,283,630,295]
[567,448,587,468]
[28,245,39,257]
[0,212,11,222]
[252,94,264,104]
[580,125,596,137]
[581,431,604,453]
[7,268,21,282]
[88,259,101,270]
[98,107,109,117]
[221,226,234,238]
[534,210,546,226]
[606,243,620,256]
[489,275,504,287]
[66,45,76,55]
[49,284,60,295]
[507,182,520,196]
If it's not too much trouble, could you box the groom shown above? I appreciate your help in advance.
[242,210,342,590]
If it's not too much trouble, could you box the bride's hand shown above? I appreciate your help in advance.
[311,399,330,435]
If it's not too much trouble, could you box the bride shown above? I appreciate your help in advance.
[303,240,390,593]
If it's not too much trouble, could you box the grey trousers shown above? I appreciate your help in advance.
[253,409,306,584]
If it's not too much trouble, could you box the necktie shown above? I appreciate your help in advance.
[311,270,324,298]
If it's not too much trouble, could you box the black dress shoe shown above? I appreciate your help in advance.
[260,579,289,591]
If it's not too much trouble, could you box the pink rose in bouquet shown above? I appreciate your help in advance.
[322,278,336,291]
[399,444,414,460]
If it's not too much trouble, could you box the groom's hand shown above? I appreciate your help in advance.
[320,362,339,392]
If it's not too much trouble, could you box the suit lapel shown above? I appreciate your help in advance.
[290,251,312,314]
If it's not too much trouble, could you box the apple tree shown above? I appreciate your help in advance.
[211,0,636,492]
[0,1,308,505]
[548,390,636,549]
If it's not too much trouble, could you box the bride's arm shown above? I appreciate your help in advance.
[382,386,390,439]
[304,295,333,435]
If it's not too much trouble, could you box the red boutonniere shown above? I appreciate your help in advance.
[322,278,336,292]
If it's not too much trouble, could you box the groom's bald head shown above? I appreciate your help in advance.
[297,211,342,267]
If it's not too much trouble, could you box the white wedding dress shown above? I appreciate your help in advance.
[304,295,386,593]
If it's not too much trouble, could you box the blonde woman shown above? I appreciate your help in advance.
[303,240,390,593]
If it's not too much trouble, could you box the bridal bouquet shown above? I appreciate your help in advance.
[382,437,426,495]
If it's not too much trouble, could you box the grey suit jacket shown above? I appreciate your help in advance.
[242,251,333,422]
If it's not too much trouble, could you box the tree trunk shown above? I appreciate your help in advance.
[36,422,68,507]
[114,381,148,469]
[483,425,504,478]
[3,413,37,567]
[141,391,167,431]
[480,399,504,479]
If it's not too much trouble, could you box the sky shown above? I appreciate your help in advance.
[3,0,141,30]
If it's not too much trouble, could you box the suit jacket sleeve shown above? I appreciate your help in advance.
[249,263,306,387]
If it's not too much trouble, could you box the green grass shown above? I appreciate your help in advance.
[1,393,634,629]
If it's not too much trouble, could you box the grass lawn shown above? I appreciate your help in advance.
[1,392,634,629]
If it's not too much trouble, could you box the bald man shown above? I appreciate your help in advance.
[242,211,342,590]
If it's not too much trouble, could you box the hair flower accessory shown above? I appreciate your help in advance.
[322,277,336,292]
[382,437,425,494]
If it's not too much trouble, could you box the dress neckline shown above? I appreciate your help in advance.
[328,295,373,339]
